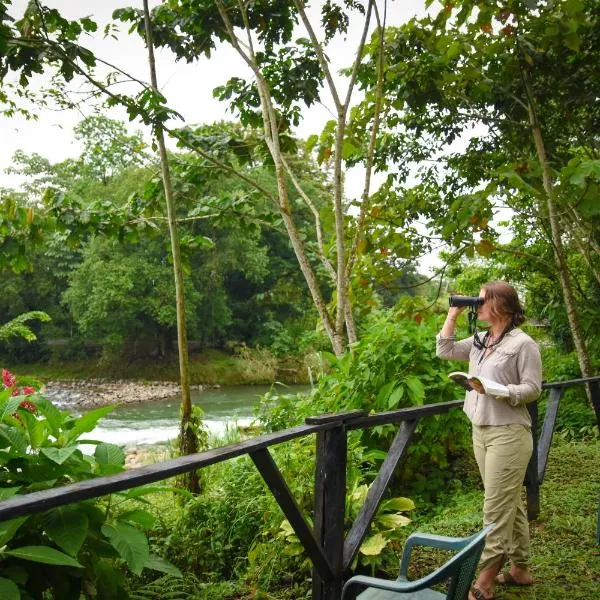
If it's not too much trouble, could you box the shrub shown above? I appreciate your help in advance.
[0,368,182,598]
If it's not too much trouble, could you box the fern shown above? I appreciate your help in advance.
[129,575,200,600]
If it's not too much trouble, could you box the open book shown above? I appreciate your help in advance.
[448,372,510,398]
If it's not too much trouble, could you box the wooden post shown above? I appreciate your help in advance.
[308,413,366,600]
[589,380,600,434]
[525,401,539,521]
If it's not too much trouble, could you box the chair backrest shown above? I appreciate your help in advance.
[445,525,493,600]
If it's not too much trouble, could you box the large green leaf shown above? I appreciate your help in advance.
[43,505,89,556]
[94,443,125,467]
[144,554,182,577]
[0,425,27,455]
[359,533,388,556]
[118,509,155,531]
[0,397,25,422]
[0,577,19,600]
[3,545,83,567]
[0,486,22,501]
[0,516,28,546]
[32,395,64,437]
[101,522,149,576]
[381,497,415,512]
[404,376,424,405]
[21,411,45,449]
[66,405,115,442]
[40,446,79,465]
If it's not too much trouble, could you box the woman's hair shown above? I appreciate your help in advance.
[482,281,525,327]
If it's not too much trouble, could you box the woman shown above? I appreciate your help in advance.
[436,281,542,600]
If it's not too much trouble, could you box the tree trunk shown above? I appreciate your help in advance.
[143,0,199,492]
[524,76,595,404]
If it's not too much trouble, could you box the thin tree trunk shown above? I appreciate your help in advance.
[523,71,595,404]
[143,0,199,491]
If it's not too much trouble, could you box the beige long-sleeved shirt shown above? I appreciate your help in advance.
[436,328,542,426]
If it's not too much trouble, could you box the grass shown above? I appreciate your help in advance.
[397,437,599,600]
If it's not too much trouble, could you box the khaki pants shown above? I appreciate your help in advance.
[472,424,533,570]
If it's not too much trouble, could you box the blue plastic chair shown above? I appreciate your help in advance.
[342,523,494,600]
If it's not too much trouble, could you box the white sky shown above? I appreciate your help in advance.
[1,1,431,182]
[2,1,464,272]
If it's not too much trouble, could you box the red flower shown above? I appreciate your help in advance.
[2,369,16,388]
[23,386,35,396]
[11,388,21,397]
[19,400,37,413]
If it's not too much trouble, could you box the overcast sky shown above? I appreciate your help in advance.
[1,1,431,186]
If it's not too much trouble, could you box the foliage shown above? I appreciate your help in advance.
[0,312,50,343]
[258,301,472,504]
[0,368,182,599]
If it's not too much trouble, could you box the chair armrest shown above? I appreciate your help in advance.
[399,525,494,579]
[342,574,431,599]
[399,532,472,578]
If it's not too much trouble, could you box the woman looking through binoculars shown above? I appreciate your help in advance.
[436,281,542,600]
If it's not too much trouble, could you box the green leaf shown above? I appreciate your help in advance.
[144,554,182,577]
[94,443,125,467]
[66,405,115,442]
[377,513,411,529]
[0,516,28,546]
[101,523,149,576]
[0,487,22,501]
[359,533,388,556]
[0,426,27,455]
[381,497,416,512]
[0,396,25,422]
[118,509,156,530]
[404,375,425,405]
[0,577,19,600]
[32,396,63,437]
[3,545,83,567]
[387,385,405,409]
[43,506,89,556]
[21,411,45,448]
[40,446,79,465]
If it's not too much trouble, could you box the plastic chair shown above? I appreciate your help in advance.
[342,523,494,600]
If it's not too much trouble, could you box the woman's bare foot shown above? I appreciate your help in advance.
[495,565,533,586]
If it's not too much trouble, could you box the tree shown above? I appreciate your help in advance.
[115,0,389,356]
[352,0,600,406]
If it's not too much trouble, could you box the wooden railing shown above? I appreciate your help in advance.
[0,376,598,599]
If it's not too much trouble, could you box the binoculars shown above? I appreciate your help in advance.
[448,295,484,308]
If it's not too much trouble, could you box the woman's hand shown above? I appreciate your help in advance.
[469,379,485,394]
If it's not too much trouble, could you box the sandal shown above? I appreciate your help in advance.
[470,586,494,600]
[495,570,533,586]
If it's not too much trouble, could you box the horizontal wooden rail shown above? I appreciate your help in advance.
[541,375,600,388]
[0,421,334,522]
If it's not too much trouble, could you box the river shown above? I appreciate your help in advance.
[86,384,309,448]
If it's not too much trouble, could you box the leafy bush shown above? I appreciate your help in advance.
[0,369,182,599]
[258,305,472,503]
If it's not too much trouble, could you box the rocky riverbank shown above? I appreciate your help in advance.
[43,378,208,409]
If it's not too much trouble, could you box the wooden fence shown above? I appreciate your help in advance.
[0,376,598,599]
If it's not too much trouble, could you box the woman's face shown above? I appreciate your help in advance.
[477,288,490,322]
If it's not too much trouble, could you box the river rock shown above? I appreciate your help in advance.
[43,379,194,409]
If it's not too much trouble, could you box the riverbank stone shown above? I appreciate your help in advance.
[43,379,204,409]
